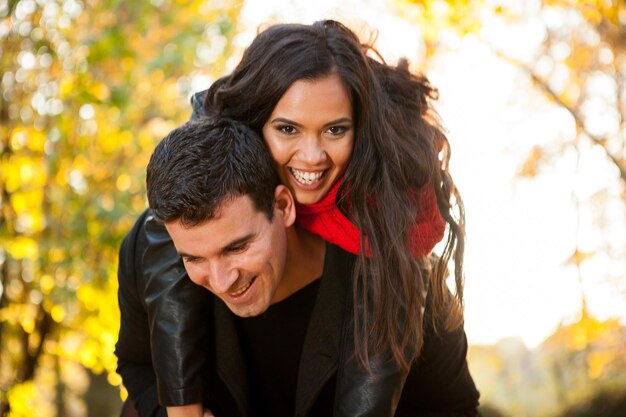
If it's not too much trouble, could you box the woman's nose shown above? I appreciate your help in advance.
[297,136,327,165]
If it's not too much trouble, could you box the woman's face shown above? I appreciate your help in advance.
[262,73,354,205]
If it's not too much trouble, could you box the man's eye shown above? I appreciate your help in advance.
[183,256,200,263]
[226,244,249,254]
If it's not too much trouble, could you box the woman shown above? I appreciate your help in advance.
[125,20,475,416]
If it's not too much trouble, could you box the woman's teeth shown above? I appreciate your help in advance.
[290,168,324,185]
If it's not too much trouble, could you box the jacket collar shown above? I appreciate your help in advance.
[212,243,354,417]
[213,300,251,417]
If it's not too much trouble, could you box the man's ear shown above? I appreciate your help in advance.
[273,185,296,227]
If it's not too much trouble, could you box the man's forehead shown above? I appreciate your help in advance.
[179,194,256,228]
[216,194,260,219]
[165,195,263,252]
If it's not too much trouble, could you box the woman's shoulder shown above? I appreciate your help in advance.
[189,89,209,121]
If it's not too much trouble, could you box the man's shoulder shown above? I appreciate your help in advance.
[323,242,356,274]
[311,242,356,320]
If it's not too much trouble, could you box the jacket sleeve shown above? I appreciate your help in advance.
[143,214,212,406]
[115,210,167,417]
[395,293,480,417]
[335,258,479,417]
[333,281,408,417]
[340,323,479,417]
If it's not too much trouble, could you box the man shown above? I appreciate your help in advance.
[116,119,340,417]
[115,119,479,417]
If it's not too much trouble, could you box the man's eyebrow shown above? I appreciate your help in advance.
[177,250,197,259]
[176,233,256,259]
[221,233,256,252]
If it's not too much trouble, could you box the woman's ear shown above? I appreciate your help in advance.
[273,185,296,227]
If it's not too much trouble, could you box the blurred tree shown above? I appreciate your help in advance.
[512,0,626,183]
[0,0,241,415]
[477,404,508,417]
[468,320,626,417]
[556,389,626,417]
[394,0,485,58]
[499,14,626,409]
[477,1,626,415]
[496,0,626,305]
[397,0,626,282]
[542,308,626,413]
[395,1,626,416]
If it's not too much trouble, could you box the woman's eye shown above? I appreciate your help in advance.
[278,125,297,135]
[327,126,349,136]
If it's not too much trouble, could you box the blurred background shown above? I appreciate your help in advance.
[1,0,625,416]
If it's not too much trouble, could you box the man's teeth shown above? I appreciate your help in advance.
[230,279,253,296]
[290,169,324,185]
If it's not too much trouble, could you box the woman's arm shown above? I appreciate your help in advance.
[115,210,167,417]
[142,215,211,406]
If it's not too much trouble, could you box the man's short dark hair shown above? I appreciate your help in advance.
[146,118,279,226]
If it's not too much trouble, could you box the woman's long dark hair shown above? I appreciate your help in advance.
[203,20,465,371]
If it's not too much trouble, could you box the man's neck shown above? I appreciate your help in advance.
[271,227,325,304]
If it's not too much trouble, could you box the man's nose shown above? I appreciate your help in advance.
[205,260,238,294]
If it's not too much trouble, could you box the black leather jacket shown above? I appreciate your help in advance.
[114,93,480,416]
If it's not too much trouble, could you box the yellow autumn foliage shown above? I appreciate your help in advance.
[1,0,242,415]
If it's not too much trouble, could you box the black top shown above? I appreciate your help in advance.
[235,279,324,417]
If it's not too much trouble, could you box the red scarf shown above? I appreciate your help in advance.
[295,179,446,258]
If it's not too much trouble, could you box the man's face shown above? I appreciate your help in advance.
[165,192,290,317]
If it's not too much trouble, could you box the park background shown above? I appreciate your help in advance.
[1,0,625,415]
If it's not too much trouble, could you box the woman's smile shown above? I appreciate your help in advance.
[263,73,354,205]
[289,168,325,185]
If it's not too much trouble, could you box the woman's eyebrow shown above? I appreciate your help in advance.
[269,117,303,126]
[269,116,353,127]
[322,117,352,128]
